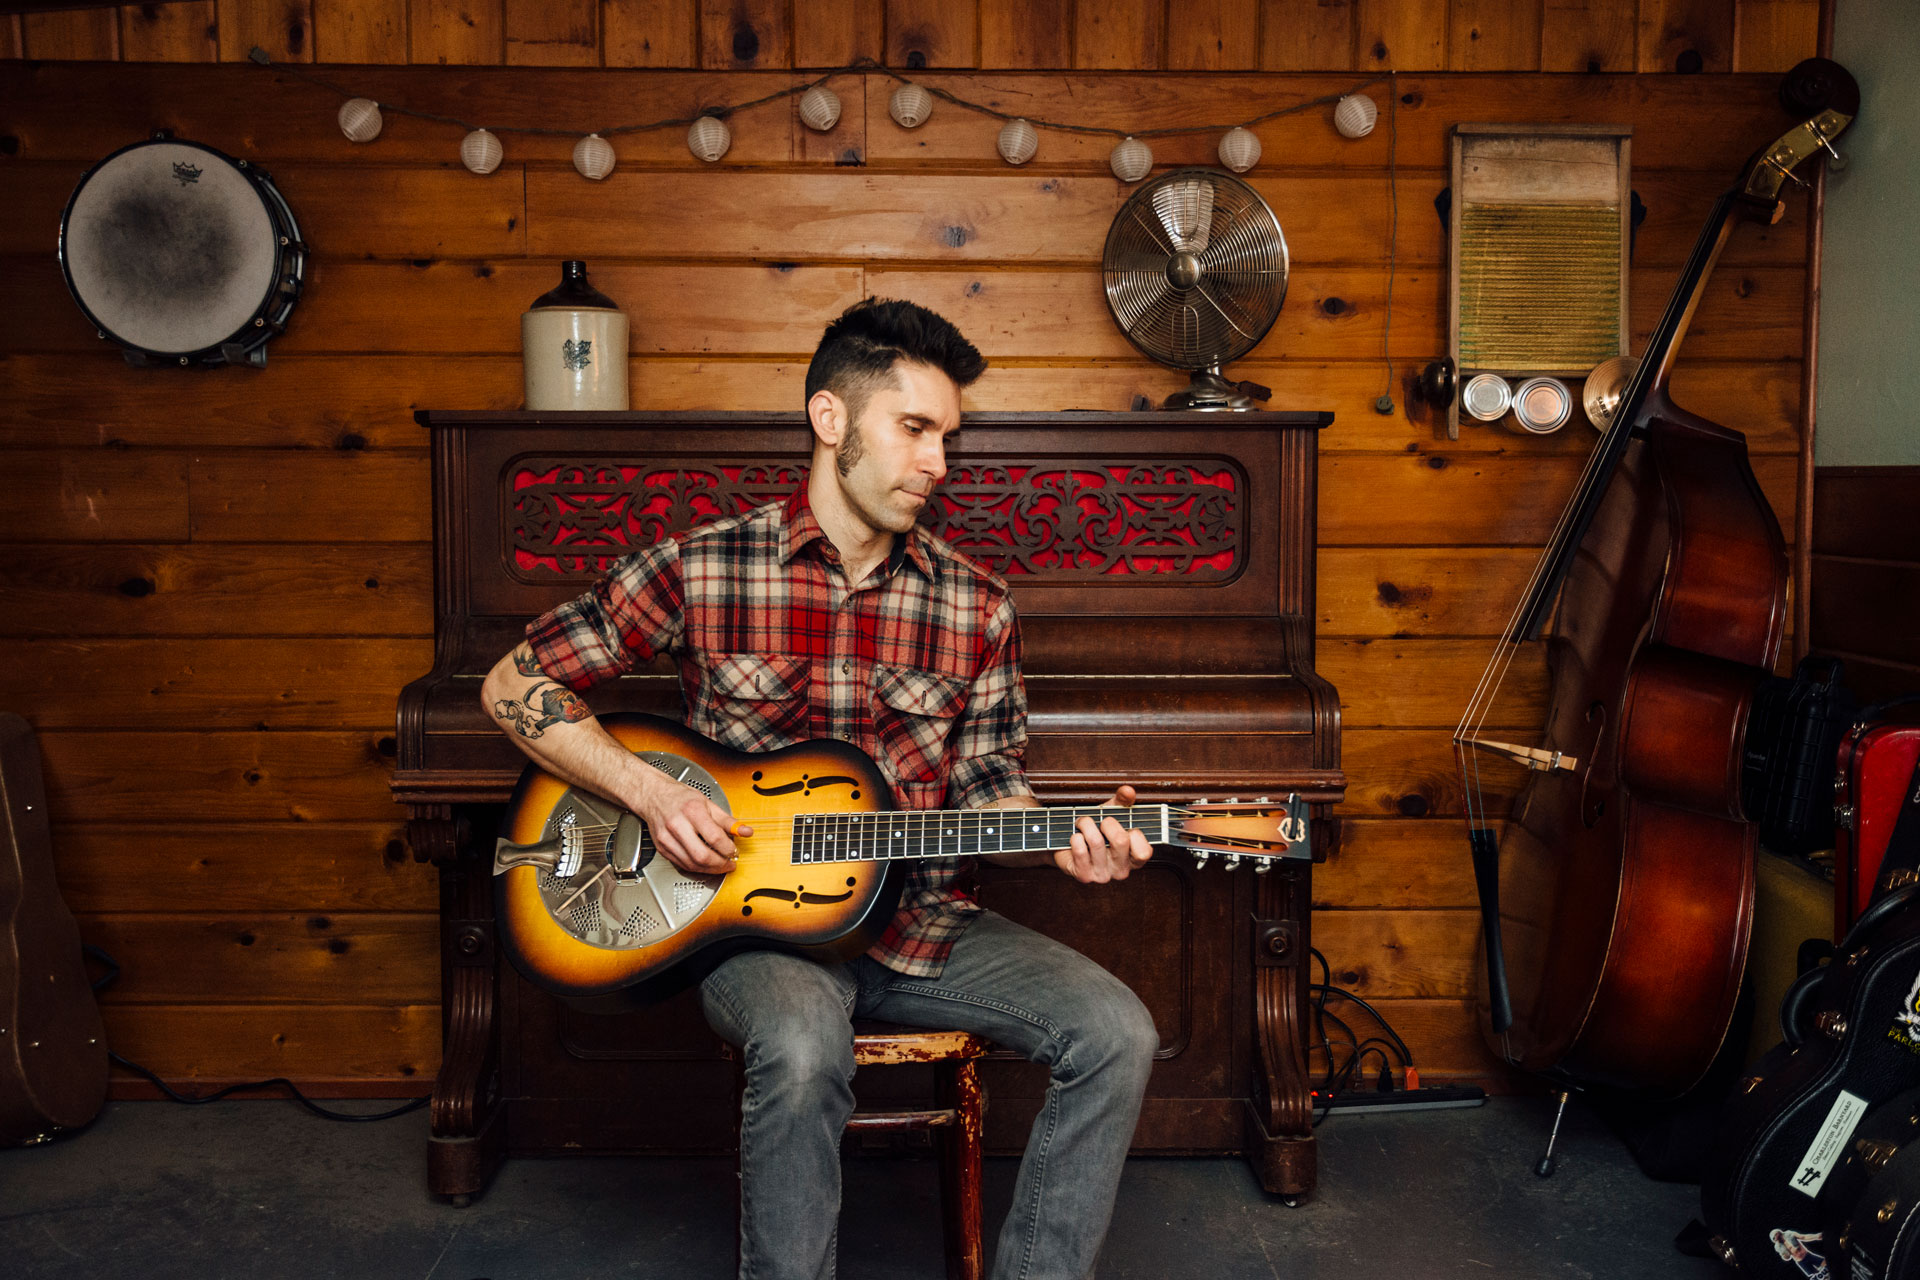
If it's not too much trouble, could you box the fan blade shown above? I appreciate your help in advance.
[1151,178,1215,254]
[1106,252,1176,276]
[1192,278,1261,345]
[1107,273,1175,334]
[1125,200,1178,254]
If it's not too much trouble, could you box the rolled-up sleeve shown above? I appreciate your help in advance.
[945,591,1033,810]
[524,539,686,692]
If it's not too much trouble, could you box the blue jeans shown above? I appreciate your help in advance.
[699,910,1158,1280]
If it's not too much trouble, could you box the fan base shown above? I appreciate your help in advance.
[1161,369,1260,411]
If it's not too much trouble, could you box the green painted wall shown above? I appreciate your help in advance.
[1816,0,1920,466]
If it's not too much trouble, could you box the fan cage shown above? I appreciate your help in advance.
[1102,168,1290,372]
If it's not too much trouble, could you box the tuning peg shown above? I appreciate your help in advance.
[1190,851,1210,869]
[1255,796,1271,804]
[1224,797,1240,804]
[1253,860,1273,875]
[1222,853,1242,871]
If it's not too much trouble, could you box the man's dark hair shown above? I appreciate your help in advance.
[804,298,987,425]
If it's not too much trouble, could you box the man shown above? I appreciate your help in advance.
[480,298,1159,1280]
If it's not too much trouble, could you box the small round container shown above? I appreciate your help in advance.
[1510,376,1573,434]
[1462,373,1513,422]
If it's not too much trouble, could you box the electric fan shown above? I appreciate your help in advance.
[1101,167,1290,411]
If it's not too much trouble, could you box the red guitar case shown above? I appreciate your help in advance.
[1835,700,1920,939]
[0,712,108,1145]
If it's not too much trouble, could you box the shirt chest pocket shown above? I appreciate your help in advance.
[873,664,969,786]
[701,652,810,749]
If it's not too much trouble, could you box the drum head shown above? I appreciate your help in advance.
[60,140,280,357]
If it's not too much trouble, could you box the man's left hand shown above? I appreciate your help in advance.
[1054,785,1154,884]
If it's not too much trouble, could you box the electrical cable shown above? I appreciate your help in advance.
[1308,947,1421,1126]
[83,945,428,1124]
[248,48,1395,145]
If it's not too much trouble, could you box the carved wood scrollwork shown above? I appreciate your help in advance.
[507,460,1245,581]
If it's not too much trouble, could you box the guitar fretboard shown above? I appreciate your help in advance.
[789,806,1171,864]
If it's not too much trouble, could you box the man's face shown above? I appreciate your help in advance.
[824,360,961,537]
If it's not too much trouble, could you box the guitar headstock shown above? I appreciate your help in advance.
[1169,795,1311,870]
[1741,58,1859,205]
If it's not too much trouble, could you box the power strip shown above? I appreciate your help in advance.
[1314,1085,1487,1114]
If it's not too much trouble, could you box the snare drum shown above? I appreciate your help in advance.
[58,132,307,368]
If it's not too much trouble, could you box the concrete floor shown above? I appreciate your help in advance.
[3,1095,1723,1279]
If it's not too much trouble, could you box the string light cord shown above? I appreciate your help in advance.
[1380,73,1400,411]
[249,47,1392,144]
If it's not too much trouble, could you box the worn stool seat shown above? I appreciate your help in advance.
[723,1020,990,1280]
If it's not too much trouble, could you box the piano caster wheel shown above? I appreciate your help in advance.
[450,1193,472,1208]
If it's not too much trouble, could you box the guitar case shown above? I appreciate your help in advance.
[1700,884,1920,1275]
[0,712,108,1145]
[1816,1084,1920,1279]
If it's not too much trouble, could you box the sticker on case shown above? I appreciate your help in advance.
[1791,1090,1870,1199]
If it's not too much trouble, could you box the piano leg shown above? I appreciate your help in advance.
[1246,860,1316,1202]
[416,814,506,1203]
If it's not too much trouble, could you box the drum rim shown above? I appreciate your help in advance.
[57,135,305,366]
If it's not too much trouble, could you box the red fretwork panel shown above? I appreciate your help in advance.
[508,459,1244,581]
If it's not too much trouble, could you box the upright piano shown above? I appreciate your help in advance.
[394,408,1343,1202]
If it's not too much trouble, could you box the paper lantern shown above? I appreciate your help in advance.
[1334,94,1379,139]
[688,115,731,163]
[460,128,502,175]
[572,133,615,181]
[997,118,1038,166]
[799,86,842,132]
[337,98,383,143]
[1218,126,1261,173]
[889,83,933,129]
[1109,136,1153,183]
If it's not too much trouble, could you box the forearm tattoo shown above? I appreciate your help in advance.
[494,679,593,739]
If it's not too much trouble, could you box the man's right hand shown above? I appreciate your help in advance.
[632,770,750,875]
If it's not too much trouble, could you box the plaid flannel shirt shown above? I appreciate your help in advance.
[524,488,1033,977]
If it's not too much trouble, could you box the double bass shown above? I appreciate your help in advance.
[1458,59,1859,1096]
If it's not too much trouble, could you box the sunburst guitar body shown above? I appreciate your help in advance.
[495,714,1307,1011]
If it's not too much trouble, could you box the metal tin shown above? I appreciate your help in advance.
[1510,376,1573,434]
[1462,373,1513,422]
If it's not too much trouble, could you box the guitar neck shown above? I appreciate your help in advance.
[790,805,1172,864]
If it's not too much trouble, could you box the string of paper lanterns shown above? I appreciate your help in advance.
[266,51,1387,185]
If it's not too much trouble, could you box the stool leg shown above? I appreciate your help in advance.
[938,1058,985,1280]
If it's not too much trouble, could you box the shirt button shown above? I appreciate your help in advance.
[841,662,851,675]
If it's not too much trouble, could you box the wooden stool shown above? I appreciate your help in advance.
[723,1022,989,1280]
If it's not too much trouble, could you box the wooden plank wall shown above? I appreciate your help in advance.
[1810,467,1920,703]
[1,0,1819,1092]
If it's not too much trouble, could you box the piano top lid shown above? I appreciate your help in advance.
[415,409,1335,430]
